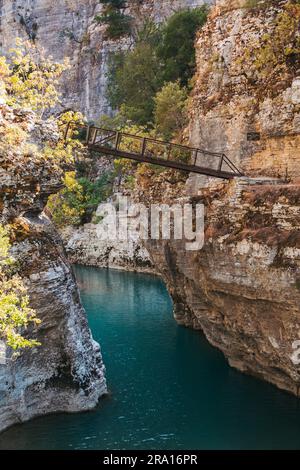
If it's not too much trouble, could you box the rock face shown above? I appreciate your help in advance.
[0,0,211,120]
[189,0,300,186]
[140,177,300,396]
[60,221,155,274]
[134,0,300,396]
[0,104,106,432]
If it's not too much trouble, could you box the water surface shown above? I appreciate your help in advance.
[1,266,300,449]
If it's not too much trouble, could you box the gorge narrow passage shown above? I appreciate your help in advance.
[1,266,300,450]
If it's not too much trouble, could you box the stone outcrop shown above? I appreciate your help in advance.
[138,176,300,396]
[60,221,155,274]
[0,104,106,432]
[133,0,300,396]
[0,0,211,120]
[189,0,300,185]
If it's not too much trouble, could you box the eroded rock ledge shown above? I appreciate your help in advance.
[60,220,155,274]
[0,105,107,433]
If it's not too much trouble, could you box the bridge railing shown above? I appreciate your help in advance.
[64,124,243,176]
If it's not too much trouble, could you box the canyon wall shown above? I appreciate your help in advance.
[135,0,300,396]
[0,105,106,432]
[189,0,300,191]
[0,0,212,120]
[138,176,300,396]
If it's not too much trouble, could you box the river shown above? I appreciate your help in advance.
[1,266,300,449]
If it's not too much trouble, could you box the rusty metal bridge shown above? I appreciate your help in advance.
[64,124,243,180]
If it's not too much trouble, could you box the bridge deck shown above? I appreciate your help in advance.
[65,124,243,180]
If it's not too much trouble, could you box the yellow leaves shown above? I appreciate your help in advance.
[0,42,84,166]
[0,123,28,156]
[0,225,41,351]
[58,110,84,127]
[0,226,11,266]
[4,38,69,117]
[0,56,9,81]
[64,171,82,195]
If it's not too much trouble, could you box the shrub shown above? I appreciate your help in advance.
[47,171,114,227]
[96,1,132,39]
[0,225,41,351]
[239,1,300,83]
[154,81,188,140]
[254,1,300,78]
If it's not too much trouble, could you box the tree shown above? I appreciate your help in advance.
[47,171,114,227]
[154,81,188,140]
[0,225,41,351]
[106,9,208,125]
[107,41,163,124]
[3,38,69,117]
[157,7,208,87]
[95,0,132,39]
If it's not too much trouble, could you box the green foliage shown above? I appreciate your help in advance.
[154,81,188,140]
[0,225,41,351]
[107,41,162,125]
[156,7,208,87]
[47,171,114,227]
[96,1,132,39]
[106,8,208,125]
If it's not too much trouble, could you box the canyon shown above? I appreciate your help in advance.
[0,0,300,435]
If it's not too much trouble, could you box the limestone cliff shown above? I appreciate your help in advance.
[0,104,106,432]
[134,0,300,396]
[189,0,300,191]
[0,0,211,120]
[137,176,300,396]
[60,221,155,274]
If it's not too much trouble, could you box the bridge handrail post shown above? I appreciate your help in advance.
[86,125,91,145]
[92,127,98,145]
[141,137,147,156]
[218,154,224,171]
[115,131,121,150]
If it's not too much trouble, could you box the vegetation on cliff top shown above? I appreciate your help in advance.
[239,1,300,92]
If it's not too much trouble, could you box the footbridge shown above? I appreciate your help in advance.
[64,124,243,180]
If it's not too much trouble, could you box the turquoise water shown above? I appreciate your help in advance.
[1,266,300,450]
